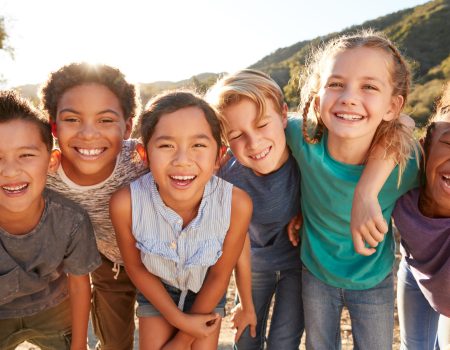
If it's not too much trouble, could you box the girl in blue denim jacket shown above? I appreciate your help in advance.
[110,91,252,349]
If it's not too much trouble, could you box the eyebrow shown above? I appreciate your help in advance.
[328,75,386,86]
[58,108,121,116]
[154,134,213,142]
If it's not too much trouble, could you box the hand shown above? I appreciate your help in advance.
[177,313,221,339]
[287,212,302,247]
[351,191,388,256]
[230,303,257,342]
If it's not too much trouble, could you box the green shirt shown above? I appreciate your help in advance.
[286,118,419,289]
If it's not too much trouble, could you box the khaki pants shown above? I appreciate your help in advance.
[91,254,136,350]
[0,298,72,350]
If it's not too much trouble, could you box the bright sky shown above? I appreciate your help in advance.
[0,0,429,88]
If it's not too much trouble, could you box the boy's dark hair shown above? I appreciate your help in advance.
[140,90,224,157]
[0,90,53,152]
[39,62,140,122]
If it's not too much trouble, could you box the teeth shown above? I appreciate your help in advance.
[443,174,450,180]
[171,175,195,180]
[77,148,104,156]
[2,184,27,191]
[251,147,270,160]
[336,114,363,121]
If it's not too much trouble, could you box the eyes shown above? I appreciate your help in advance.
[60,115,117,124]
[228,121,269,141]
[326,80,380,92]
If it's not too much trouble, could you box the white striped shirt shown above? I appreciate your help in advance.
[130,172,233,297]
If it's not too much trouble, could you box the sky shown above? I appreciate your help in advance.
[0,0,430,88]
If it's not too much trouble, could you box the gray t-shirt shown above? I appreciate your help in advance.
[220,153,302,272]
[0,189,101,319]
[47,139,148,263]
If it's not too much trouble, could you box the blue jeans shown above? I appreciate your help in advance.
[235,267,304,350]
[397,258,449,350]
[302,266,394,350]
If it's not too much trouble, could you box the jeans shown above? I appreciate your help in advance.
[235,267,304,350]
[302,266,394,350]
[397,258,450,350]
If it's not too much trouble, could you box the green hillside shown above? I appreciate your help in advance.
[251,0,450,124]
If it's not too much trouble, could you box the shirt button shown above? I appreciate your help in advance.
[170,241,177,249]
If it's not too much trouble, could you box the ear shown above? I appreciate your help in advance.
[123,118,133,139]
[135,143,148,165]
[281,102,288,129]
[215,145,228,170]
[48,149,60,174]
[383,95,404,122]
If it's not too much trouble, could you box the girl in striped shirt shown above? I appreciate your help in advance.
[110,91,252,349]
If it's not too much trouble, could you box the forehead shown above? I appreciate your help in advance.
[322,47,393,82]
[0,120,45,149]
[58,83,122,113]
[223,97,278,127]
[153,106,213,137]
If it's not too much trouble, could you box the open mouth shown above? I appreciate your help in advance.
[2,183,29,195]
[250,146,271,160]
[442,174,450,188]
[335,113,364,121]
[75,147,106,157]
[169,175,196,187]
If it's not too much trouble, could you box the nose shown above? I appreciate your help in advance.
[172,148,192,167]
[0,159,21,178]
[246,133,261,151]
[339,86,358,106]
[78,121,100,140]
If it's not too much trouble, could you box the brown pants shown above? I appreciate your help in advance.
[0,298,72,350]
[91,254,136,350]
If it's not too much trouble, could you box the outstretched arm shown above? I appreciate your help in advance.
[352,114,415,256]
[165,187,253,348]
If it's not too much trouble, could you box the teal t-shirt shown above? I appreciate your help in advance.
[286,117,419,289]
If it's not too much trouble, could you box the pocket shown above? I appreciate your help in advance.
[0,267,20,305]
[185,239,223,267]
[136,239,179,263]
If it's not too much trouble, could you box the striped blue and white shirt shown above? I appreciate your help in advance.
[130,172,233,306]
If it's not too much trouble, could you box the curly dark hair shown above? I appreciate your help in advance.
[39,62,140,122]
[0,90,53,152]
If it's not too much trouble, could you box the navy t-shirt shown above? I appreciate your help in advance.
[219,153,301,272]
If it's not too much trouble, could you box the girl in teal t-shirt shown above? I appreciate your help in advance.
[286,30,420,349]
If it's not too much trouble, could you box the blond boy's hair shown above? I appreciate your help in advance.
[206,69,285,129]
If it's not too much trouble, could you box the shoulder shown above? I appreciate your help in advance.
[110,185,131,210]
[231,186,253,217]
[44,188,89,220]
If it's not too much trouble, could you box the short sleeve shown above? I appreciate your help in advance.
[63,212,101,275]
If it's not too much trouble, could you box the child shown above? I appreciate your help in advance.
[206,69,304,349]
[110,91,252,349]
[393,82,450,349]
[0,90,101,349]
[40,62,148,350]
[286,30,420,349]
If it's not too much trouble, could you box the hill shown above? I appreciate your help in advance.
[251,0,450,124]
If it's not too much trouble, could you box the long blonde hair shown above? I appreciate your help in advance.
[300,30,419,179]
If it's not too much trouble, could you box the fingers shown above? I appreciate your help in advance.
[287,228,299,247]
[353,233,376,256]
[234,325,244,342]
[249,324,256,338]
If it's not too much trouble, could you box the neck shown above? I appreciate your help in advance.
[419,190,450,218]
[0,197,45,235]
[326,133,372,165]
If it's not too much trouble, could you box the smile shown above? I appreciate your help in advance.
[335,113,364,121]
[2,183,28,195]
[75,147,106,156]
[442,174,450,187]
[250,146,271,160]
[169,175,196,187]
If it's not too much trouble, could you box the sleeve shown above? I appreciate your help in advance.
[63,211,102,275]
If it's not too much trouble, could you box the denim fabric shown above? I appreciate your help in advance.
[235,268,304,350]
[397,258,449,350]
[302,266,394,350]
[136,283,226,318]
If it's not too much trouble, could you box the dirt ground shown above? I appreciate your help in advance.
[16,255,402,350]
